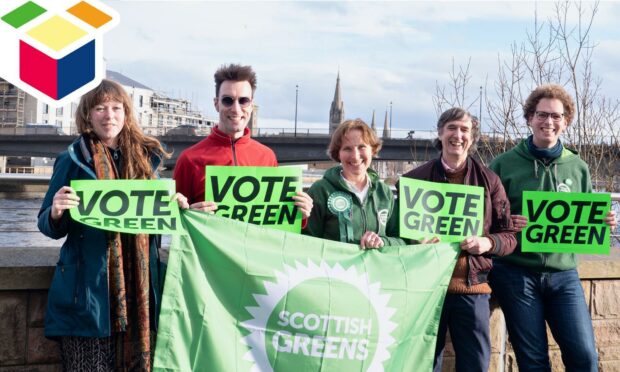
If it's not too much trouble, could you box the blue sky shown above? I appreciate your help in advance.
[104,1,620,135]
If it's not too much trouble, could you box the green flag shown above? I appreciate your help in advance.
[154,211,459,371]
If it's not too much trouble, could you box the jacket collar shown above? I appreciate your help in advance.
[209,125,251,145]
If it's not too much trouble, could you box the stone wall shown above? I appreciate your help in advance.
[1,259,618,371]
[0,267,61,371]
[439,259,620,371]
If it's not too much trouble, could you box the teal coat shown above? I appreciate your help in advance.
[304,166,405,246]
[489,139,592,271]
[38,136,165,338]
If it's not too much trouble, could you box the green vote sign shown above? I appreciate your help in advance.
[69,179,182,234]
[522,191,611,254]
[399,178,484,242]
[204,166,303,233]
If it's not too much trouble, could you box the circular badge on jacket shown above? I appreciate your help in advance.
[327,191,352,215]
[557,182,571,192]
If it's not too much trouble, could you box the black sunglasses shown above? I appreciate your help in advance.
[220,96,252,108]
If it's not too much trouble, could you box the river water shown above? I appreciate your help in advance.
[0,193,169,248]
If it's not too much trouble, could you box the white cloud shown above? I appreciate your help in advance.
[100,1,620,132]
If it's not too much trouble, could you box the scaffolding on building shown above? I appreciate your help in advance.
[150,94,214,136]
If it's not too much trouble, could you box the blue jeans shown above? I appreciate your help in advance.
[490,261,598,372]
[433,293,491,372]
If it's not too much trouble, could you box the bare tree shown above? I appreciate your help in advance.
[433,57,478,115]
[433,0,620,191]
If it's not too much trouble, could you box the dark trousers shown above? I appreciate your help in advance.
[433,293,491,372]
[490,261,597,372]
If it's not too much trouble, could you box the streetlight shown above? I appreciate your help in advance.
[294,84,299,137]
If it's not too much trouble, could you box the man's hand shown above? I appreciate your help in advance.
[511,214,528,231]
[189,201,218,213]
[171,193,189,209]
[460,236,493,255]
[605,210,617,230]
[292,191,313,219]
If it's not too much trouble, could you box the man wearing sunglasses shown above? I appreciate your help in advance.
[174,64,313,218]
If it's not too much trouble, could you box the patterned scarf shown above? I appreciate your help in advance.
[89,137,153,371]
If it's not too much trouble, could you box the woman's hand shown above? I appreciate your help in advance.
[460,236,493,255]
[292,191,313,219]
[360,231,384,250]
[189,201,218,213]
[171,193,189,209]
[604,210,617,230]
[51,186,80,221]
[511,214,528,231]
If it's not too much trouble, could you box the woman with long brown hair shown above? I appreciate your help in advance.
[38,79,188,371]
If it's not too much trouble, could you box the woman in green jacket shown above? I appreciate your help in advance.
[304,119,404,248]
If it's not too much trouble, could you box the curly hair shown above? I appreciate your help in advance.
[214,64,257,97]
[327,119,382,162]
[523,84,575,125]
[433,107,480,153]
[75,79,170,179]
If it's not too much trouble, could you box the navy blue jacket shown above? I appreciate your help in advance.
[38,136,165,338]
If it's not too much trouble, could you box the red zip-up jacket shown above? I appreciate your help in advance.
[174,126,277,204]
[401,156,517,286]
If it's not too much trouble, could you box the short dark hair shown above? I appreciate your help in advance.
[328,119,382,162]
[214,64,257,97]
[523,84,575,125]
[433,107,480,153]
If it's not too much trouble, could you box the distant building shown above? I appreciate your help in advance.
[0,79,37,128]
[329,72,344,134]
[0,70,214,136]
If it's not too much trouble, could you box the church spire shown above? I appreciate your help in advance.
[370,110,376,132]
[382,109,390,139]
[329,71,345,134]
[333,71,341,103]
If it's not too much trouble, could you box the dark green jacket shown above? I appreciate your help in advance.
[490,139,592,271]
[304,166,405,246]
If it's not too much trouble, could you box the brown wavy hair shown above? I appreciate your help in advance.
[75,79,171,179]
[523,84,575,125]
[327,119,382,162]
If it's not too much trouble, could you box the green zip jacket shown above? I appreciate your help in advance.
[489,139,592,271]
[304,166,405,246]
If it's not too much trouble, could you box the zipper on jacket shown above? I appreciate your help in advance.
[231,140,238,165]
[360,184,376,234]
[360,205,367,233]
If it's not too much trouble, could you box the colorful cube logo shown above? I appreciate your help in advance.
[0,0,118,106]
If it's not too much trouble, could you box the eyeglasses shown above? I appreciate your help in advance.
[534,111,564,122]
[220,96,252,108]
